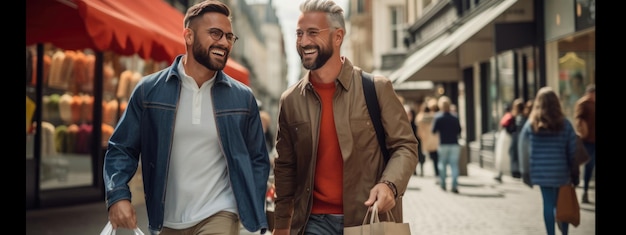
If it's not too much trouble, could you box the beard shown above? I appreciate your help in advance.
[192,39,228,71]
[299,44,333,70]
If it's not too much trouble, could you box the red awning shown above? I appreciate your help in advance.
[225,60,250,86]
[26,0,249,85]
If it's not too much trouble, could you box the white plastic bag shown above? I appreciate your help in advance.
[100,221,145,235]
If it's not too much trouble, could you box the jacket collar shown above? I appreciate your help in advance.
[296,56,356,95]
[167,54,234,88]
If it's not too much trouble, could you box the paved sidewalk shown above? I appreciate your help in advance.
[402,159,596,235]
[26,159,595,234]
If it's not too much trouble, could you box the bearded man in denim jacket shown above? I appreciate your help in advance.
[103,1,270,234]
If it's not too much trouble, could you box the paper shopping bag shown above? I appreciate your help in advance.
[344,203,411,235]
[556,184,580,227]
[344,220,411,235]
[100,221,146,235]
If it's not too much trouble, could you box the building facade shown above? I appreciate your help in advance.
[348,0,595,170]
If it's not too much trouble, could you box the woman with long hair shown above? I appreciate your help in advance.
[518,87,578,235]
[416,97,441,178]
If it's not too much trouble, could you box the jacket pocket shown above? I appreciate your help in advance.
[350,119,377,150]
[289,121,312,156]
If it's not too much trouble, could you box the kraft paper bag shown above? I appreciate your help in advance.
[344,202,411,235]
[556,184,580,227]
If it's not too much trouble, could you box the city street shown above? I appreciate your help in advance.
[26,159,595,235]
[403,160,595,235]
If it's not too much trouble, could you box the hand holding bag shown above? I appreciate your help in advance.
[344,202,411,235]
[100,221,146,235]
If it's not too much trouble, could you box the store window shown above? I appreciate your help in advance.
[557,31,595,121]
[26,44,165,192]
[357,0,365,14]
[522,46,537,102]
[510,46,538,104]
[496,50,515,119]
[26,44,100,190]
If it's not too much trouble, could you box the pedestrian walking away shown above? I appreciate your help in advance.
[102,1,271,234]
[508,98,526,179]
[518,87,578,235]
[416,97,440,178]
[272,0,418,234]
[574,84,595,204]
[431,96,462,193]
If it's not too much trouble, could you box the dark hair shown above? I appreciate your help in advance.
[572,72,583,80]
[511,98,525,116]
[504,103,511,112]
[184,0,232,29]
[523,99,533,117]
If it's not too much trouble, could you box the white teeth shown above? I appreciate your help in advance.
[304,49,316,54]
[210,50,225,56]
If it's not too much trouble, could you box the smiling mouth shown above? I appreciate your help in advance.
[301,48,318,59]
[210,49,226,57]
[303,48,317,54]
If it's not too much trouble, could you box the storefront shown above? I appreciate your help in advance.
[472,0,594,169]
[544,0,595,122]
[26,0,250,209]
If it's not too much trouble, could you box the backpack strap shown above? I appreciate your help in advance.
[361,71,390,163]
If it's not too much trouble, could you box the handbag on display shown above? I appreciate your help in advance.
[344,202,411,235]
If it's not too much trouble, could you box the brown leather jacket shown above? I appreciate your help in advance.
[273,58,418,234]
[574,95,595,143]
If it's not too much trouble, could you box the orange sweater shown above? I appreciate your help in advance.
[310,80,343,214]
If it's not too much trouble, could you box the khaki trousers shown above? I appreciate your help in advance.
[160,211,239,235]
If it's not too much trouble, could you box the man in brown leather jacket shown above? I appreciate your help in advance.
[272,0,418,234]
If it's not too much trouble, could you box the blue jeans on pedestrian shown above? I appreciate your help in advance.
[540,186,569,235]
[582,142,596,194]
[304,214,344,235]
[437,144,460,190]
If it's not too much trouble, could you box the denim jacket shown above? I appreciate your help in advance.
[104,55,270,234]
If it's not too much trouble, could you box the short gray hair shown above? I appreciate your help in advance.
[299,0,345,30]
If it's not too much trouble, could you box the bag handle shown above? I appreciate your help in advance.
[100,221,145,235]
[369,202,380,224]
[360,202,396,225]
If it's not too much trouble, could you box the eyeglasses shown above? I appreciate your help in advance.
[207,28,239,44]
[296,28,331,38]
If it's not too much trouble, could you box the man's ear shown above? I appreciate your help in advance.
[184,28,193,45]
[334,28,345,47]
